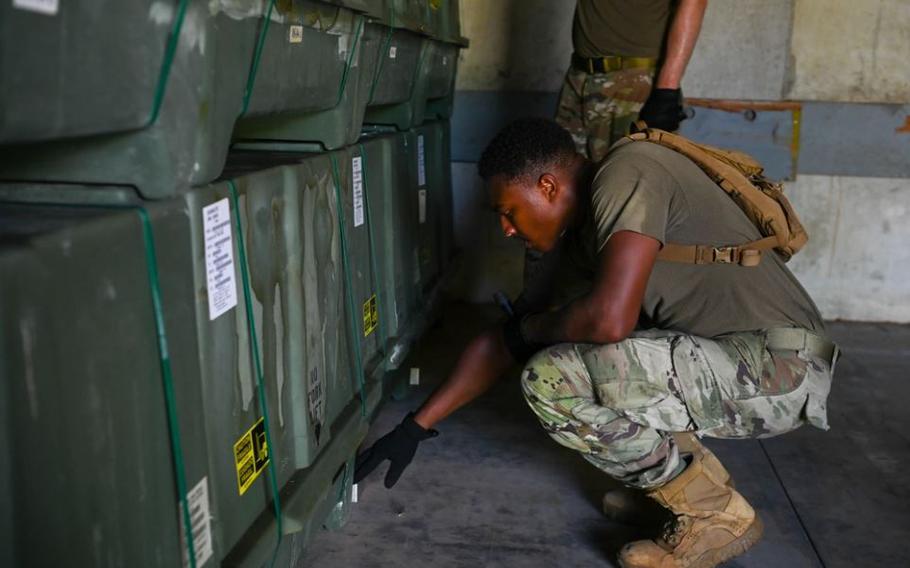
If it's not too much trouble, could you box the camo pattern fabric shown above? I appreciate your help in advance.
[555,66,654,163]
[520,328,835,489]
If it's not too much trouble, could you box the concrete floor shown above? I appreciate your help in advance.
[302,303,910,567]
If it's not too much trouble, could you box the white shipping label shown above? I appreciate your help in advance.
[13,0,58,15]
[418,189,427,224]
[409,367,420,385]
[389,45,397,59]
[203,199,238,321]
[289,25,304,43]
[180,477,214,568]
[352,156,365,227]
[417,134,427,187]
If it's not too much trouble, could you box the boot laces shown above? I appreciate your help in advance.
[660,514,693,547]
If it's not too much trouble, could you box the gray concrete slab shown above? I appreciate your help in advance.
[299,304,910,567]
[703,439,823,568]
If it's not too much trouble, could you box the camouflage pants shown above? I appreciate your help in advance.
[554,66,654,163]
[521,329,836,489]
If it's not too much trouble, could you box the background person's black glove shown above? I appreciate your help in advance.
[638,88,686,132]
[354,412,439,488]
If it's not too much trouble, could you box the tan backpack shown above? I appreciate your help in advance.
[627,124,808,267]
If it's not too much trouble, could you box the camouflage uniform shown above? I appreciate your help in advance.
[555,67,655,163]
[521,329,836,489]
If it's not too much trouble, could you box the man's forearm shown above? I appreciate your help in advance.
[655,0,707,89]
[413,328,516,429]
[521,295,619,346]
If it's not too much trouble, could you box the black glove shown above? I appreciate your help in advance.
[638,88,686,132]
[354,412,439,488]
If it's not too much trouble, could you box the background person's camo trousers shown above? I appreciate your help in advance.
[521,329,836,489]
[554,66,654,163]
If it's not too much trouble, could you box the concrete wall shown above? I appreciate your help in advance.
[788,0,910,103]
[683,0,794,100]
[456,0,572,92]
[449,0,910,322]
[786,175,910,322]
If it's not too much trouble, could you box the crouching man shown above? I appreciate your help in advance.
[355,118,837,568]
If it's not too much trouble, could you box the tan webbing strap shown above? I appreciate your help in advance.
[633,132,788,238]
[628,126,805,267]
[766,328,839,365]
[657,236,778,267]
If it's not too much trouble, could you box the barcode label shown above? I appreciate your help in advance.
[180,477,213,568]
[352,156,364,227]
[203,199,238,321]
[417,135,426,187]
[389,45,397,59]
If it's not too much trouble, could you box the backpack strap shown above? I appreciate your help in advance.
[657,236,779,267]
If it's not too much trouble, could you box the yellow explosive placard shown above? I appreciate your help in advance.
[234,417,269,495]
[363,294,378,337]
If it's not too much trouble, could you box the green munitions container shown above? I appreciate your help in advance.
[180,150,387,562]
[363,0,467,130]
[213,150,385,565]
[0,197,214,567]
[427,0,469,44]
[357,132,420,345]
[423,0,468,121]
[232,1,383,150]
[421,40,462,121]
[0,1,263,199]
[362,23,425,111]
[0,147,391,564]
[362,33,431,130]
[0,1,169,144]
[410,120,455,293]
[389,0,431,35]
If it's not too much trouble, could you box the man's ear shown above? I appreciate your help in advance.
[538,173,559,202]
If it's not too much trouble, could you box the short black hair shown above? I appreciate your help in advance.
[477,118,577,182]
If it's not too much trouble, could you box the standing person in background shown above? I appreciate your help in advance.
[557,0,708,163]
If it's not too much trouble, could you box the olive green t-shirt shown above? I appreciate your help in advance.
[573,0,674,58]
[567,139,825,338]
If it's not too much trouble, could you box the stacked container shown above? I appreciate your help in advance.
[0,0,466,565]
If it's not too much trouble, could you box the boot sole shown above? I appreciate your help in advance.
[688,515,765,568]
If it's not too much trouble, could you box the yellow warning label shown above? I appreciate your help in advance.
[234,417,269,496]
[363,294,379,337]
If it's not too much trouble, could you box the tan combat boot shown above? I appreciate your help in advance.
[603,433,732,523]
[617,450,763,568]
[672,433,733,488]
